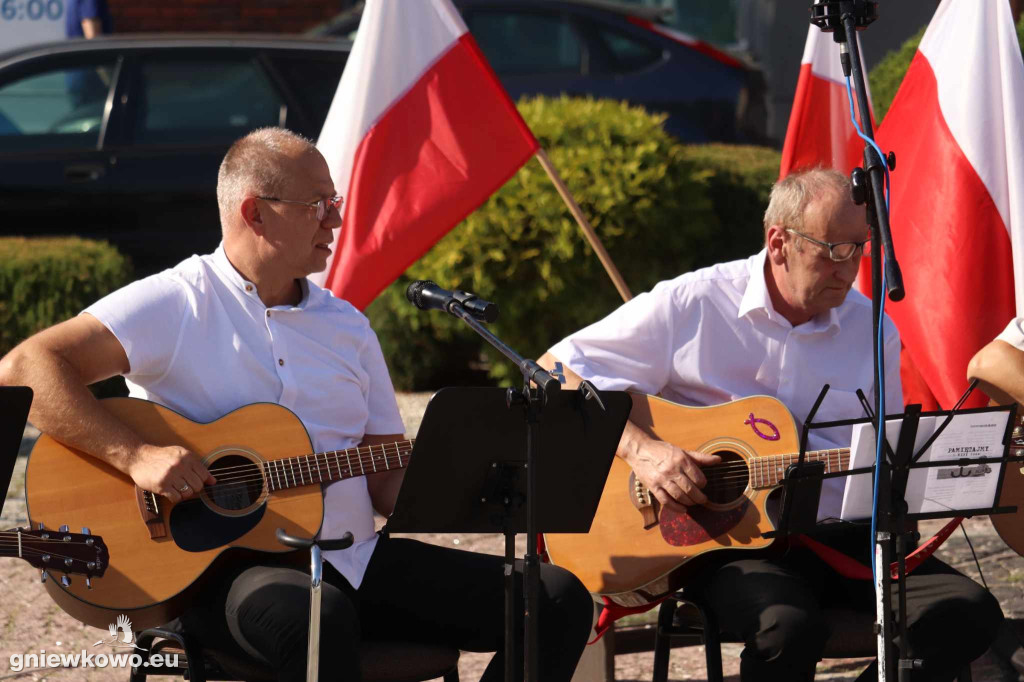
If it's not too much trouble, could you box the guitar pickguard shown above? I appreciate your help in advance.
[659,500,750,547]
[169,501,266,552]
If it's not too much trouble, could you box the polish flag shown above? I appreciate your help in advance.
[872,0,1024,409]
[311,0,538,309]
[778,25,874,179]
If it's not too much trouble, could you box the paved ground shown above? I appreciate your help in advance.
[2,393,1023,681]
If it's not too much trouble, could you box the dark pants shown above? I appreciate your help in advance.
[697,524,1003,682]
[178,534,593,682]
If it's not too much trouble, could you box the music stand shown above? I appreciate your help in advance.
[1,386,33,515]
[386,386,631,678]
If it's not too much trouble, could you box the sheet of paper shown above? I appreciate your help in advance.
[909,411,1008,514]
[840,411,1010,521]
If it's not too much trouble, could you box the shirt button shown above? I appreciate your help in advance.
[266,311,271,317]
[245,284,253,292]
[278,359,284,366]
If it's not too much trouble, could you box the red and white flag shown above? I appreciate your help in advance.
[779,25,874,179]
[872,0,1024,409]
[312,0,538,309]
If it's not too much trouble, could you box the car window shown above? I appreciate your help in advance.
[591,25,663,73]
[0,62,115,152]
[466,11,582,75]
[132,58,284,145]
[268,55,346,135]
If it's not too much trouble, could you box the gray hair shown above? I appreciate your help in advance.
[763,168,852,237]
[216,127,315,226]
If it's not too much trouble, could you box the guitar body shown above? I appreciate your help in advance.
[990,413,1024,556]
[26,398,323,629]
[544,394,799,607]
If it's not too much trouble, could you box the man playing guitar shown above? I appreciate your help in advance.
[0,127,593,681]
[540,168,1002,681]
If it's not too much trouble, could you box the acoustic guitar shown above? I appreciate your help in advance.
[989,412,1024,555]
[543,393,851,608]
[25,398,412,629]
[1,526,109,582]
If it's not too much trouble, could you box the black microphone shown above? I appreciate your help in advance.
[406,280,499,323]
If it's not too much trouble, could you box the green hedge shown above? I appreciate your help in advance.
[367,96,781,389]
[870,14,1024,121]
[0,237,133,357]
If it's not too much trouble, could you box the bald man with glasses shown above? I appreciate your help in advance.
[0,126,593,681]
[540,168,1002,681]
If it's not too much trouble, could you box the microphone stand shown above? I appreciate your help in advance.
[810,3,905,680]
[440,299,558,682]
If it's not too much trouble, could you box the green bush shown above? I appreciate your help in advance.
[367,96,781,389]
[0,237,133,357]
[870,14,1024,122]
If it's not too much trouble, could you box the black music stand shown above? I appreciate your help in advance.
[385,386,631,678]
[1,386,33,515]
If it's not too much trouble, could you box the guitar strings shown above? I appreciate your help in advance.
[194,442,415,479]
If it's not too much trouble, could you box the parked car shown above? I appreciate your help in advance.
[309,0,768,144]
[0,35,350,275]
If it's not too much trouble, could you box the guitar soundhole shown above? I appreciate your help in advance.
[206,455,266,512]
[704,450,749,505]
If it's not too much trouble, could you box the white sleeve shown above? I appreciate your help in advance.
[360,328,406,435]
[996,317,1024,351]
[883,315,904,414]
[547,281,681,395]
[82,275,189,382]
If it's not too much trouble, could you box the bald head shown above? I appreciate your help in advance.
[763,168,852,241]
[216,127,317,231]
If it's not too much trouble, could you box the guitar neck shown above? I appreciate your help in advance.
[263,439,415,492]
[0,530,23,558]
[749,448,851,490]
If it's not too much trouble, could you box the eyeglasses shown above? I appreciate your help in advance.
[258,195,343,222]
[785,228,870,262]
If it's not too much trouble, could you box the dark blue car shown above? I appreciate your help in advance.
[310,0,768,144]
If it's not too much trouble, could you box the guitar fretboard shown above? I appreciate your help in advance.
[748,449,851,489]
[262,440,415,492]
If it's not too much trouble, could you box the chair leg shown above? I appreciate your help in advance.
[652,599,677,682]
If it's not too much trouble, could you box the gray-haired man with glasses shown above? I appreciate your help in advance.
[540,167,1002,681]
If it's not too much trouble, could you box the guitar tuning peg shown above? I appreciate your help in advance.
[81,526,91,535]
[37,522,44,530]
[61,575,71,587]
[59,525,69,532]
[85,577,92,590]
[40,570,47,584]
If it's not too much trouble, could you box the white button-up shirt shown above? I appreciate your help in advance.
[85,245,405,587]
[549,250,903,520]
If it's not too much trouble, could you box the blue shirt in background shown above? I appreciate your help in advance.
[65,0,113,38]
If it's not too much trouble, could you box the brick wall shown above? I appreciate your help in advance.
[107,0,353,34]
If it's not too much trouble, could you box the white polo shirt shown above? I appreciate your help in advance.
[549,250,903,520]
[84,245,405,588]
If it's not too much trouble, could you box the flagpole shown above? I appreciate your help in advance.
[534,149,633,303]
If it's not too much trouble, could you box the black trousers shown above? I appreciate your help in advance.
[178,534,594,682]
[696,524,1003,682]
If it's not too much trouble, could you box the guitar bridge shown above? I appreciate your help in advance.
[136,487,167,539]
[628,472,660,530]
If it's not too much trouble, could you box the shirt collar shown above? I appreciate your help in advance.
[738,249,841,334]
[211,243,322,310]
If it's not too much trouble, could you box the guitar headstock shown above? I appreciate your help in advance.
[5,525,109,584]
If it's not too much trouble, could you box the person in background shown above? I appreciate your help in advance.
[65,0,112,39]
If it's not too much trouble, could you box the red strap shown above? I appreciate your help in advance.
[589,595,666,644]
[790,517,963,580]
